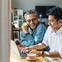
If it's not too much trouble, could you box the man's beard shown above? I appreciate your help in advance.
[30,24,36,29]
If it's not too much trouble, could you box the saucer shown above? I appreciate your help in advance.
[26,57,37,60]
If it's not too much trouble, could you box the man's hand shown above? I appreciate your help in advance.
[29,43,46,50]
[21,47,31,53]
[30,50,42,56]
[21,22,29,34]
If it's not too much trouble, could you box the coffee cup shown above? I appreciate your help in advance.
[27,53,36,60]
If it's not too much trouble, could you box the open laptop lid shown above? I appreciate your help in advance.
[10,40,20,57]
[10,40,27,58]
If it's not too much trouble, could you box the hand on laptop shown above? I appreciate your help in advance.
[30,50,42,56]
[21,47,31,53]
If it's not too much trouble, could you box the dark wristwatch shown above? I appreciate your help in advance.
[42,51,44,57]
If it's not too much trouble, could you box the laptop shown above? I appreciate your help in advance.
[10,40,27,58]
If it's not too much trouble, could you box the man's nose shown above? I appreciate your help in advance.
[30,20,33,23]
[49,21,54,26]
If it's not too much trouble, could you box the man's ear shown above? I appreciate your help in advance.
[58,19,62,26]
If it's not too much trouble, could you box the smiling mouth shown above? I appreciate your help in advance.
[31,23,35,25]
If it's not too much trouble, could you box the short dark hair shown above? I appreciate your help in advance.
[47,7,62,21]
[24,10,37,19]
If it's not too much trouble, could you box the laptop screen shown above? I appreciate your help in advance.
[10,40,27,58]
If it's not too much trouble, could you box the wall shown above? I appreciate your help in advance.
[12,0,62,11]
[0,0,11,62]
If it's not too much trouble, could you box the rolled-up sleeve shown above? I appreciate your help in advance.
[20,31,35,46]
[42,32,48,46]
[42,26,51,46]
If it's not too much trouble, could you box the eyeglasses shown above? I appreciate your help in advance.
[27,18,37,23]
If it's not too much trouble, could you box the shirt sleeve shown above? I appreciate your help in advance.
[42,26,51,46]
[34,24,46,44]
[59,48,62,58]
[20,31,35,46]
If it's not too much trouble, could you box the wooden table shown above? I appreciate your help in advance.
[10,50,45,62]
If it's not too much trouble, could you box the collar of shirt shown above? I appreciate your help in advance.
[51,26,62,35]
